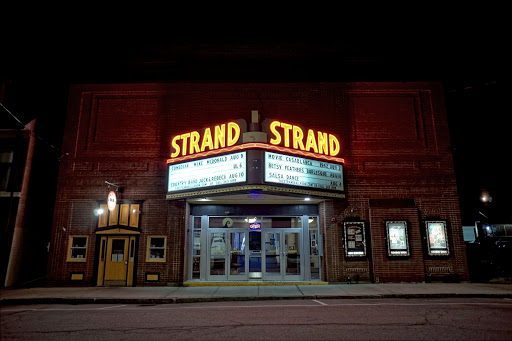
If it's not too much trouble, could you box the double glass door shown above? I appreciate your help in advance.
[207,228,302,281]
[264,229,301,280]
[208,229,247,280]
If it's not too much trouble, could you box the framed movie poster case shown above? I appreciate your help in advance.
[425,220,450,256]
[343,221,367,257]
[385,220,410,257]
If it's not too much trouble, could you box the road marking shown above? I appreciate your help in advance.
[313,299,328,306]
[97,305,127,310]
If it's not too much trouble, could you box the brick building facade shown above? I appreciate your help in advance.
[46,81,469,286]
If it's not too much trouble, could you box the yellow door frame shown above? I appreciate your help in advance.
[96,229,139,286]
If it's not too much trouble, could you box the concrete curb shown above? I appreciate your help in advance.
[2,292,512,306]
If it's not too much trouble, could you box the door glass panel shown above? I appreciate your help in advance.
[192,258,200,279]
[100,239,106,262]
[249,231,261,251]
[230,232,245,275]
[210,232,226,275]
[192,219,201,279]
[285,232,300,275]
[309,230,320,279]
[193,231,201,256]
[249,257,261,276]
[265,232,280,275]
[249,231,261,278]
[192,230,201,279]
[194,216,201,229]
[111,239,125,262]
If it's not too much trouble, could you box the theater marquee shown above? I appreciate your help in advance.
[264,152,343,191]
[168,152,246,192]
[167,118,345,199]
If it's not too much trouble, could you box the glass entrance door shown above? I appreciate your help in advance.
[284,231,301,279]
[264,231,281,278]
[248,231,262,279]
[263,229,302,280]
[228,230,247,280]
[199,215,311,282]
[207,229,249,280]
[208,231,227,280]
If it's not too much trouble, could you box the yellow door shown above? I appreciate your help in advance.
[104,237,129,284]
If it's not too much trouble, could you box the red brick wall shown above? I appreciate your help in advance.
[47,82,468,285]
[369,207,424,283]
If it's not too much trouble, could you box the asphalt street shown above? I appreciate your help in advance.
[2,297,512,340]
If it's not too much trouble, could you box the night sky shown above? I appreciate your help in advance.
[1,33,504,225]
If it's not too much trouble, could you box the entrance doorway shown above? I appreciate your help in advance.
[195,215,319,282]
[264,229,301,280]
[96,234,137,286]
[104,238,128,285]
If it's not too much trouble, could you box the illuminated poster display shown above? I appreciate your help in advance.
[168,152,246,192]
[264,152,343,191]
[425,220,450,256]
[343,221,366,257]
[385,221,410,257]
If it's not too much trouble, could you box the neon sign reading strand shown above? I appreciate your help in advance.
[168,152,246,192]
[170,122,241,158]
[269,121,340,157]
[264,152,343,191]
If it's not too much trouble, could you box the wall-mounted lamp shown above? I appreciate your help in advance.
[94,208,105,216]
[132,209,141,214]
[480,189,492,203]
[304,197,311,201]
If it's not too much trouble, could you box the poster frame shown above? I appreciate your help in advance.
[384,220,410,257]
[343,221,367,258]
[425,220,450,256]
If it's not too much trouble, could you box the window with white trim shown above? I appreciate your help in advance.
[147,236,166,262]
[67,236,88,262]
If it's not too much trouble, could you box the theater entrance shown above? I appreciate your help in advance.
[190,213,322,282]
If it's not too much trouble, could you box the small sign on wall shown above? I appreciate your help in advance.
[107,191,117,211]
[343,221,367,257]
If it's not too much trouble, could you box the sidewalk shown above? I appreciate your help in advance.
[2,283,512,306]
